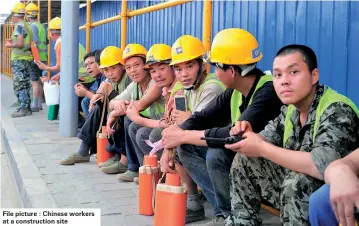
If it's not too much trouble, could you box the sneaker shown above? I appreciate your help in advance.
[133,177,139,184]
[116,170,139,182]
[203,216,227,226]
[11,108,32,118]
[60,153,90,165]
[186,207,205,223]
[99,154,120,168]
[101,162,128,174]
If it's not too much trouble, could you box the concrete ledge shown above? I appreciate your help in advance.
[1,105,58,208]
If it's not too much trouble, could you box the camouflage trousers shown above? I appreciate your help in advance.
[229,153,323,226]
[11,60,32,109]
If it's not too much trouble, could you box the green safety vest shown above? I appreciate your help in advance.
[283,87,359,147]
[185,73,225,112]
[78,44,87,77]
[230,74,273,124]
[11,21,33,61]
[132,82,165,120]
[32,21,48,61]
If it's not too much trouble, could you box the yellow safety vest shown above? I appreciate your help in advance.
[11,21,33,61]
[283,87,359,147]
[230,74,273,124]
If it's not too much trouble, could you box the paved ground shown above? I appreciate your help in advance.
[1,142,22,208]
[1,74,280,225]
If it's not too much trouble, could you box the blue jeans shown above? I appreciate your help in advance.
[123,117,139,171]
[177,144,235,217]
[81,97,91,119]
[309,184,359,226]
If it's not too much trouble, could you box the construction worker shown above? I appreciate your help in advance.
[60,46,131,165]
[5,2,34,118]
[225,44,359,225]
[35,17,90,83]
[25,2,48,112]
[309,147,359,226]
[103,43,164,178]
[154,35,228,223]
[124,44,179,167]
[161,29,283,224]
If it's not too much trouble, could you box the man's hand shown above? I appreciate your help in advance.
[89,93,103,112]
[172,109,191,125]
[34,60,48,70]
[126,103,140,122]
[50,74,60,82]
[106,111,119,135]
[74,83,88,97]
[40,76,49,83]
[225,131,265,157]
[160,148,176,173]
[113,100,130,116]
[5,40,12,48]
[230,121,253,136]
[326,163,359,226]
[162,124,185,149]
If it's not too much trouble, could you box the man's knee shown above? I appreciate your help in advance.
[149,127,163,143]
[177,144,194,161]
[206,148,234,171]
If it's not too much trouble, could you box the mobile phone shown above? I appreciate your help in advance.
[200,135,243,145]
[174,95,187,112]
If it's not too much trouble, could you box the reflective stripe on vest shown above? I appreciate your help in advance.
[132,82,165,120]
[230,74,273,124]
[187,73,225,112]
[33,21,48,61]
[11,21,33,61]
[283,87,359,147]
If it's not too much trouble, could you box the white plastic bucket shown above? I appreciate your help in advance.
[43,81,60,106]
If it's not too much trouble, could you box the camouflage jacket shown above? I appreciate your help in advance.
[260,84,359,177]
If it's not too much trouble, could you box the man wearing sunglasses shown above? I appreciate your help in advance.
[161,28,283,225]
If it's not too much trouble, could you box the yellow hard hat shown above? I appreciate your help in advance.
[122,44,147,62]
[169,35,205,66]
[12,2,26,14]
[99,46,124,69]
[207,28,262,65]
[49,17,61,30]
[25,3,38,16]
[144,44,172,69]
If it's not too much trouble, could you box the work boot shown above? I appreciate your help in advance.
[101,162,127,174]
[60,153,90,165]
[116,170,139,182]
[203,216,228,226]
[11,108,32,118]
[98,154,120,168]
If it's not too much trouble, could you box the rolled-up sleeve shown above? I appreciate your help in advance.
[311,102,359,176]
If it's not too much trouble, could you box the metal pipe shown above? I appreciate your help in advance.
[1,25,4,74]
[47,0,51,79]
[202,0,212,72]
[59,0,80,137]
[37,0,40,21]
[6,23,10,75]
[127,0,192,17]
[79,0,192,30]
[121,0,128,50]
[85,0,91,52]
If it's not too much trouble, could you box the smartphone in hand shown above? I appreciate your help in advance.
[174,95,187,112]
